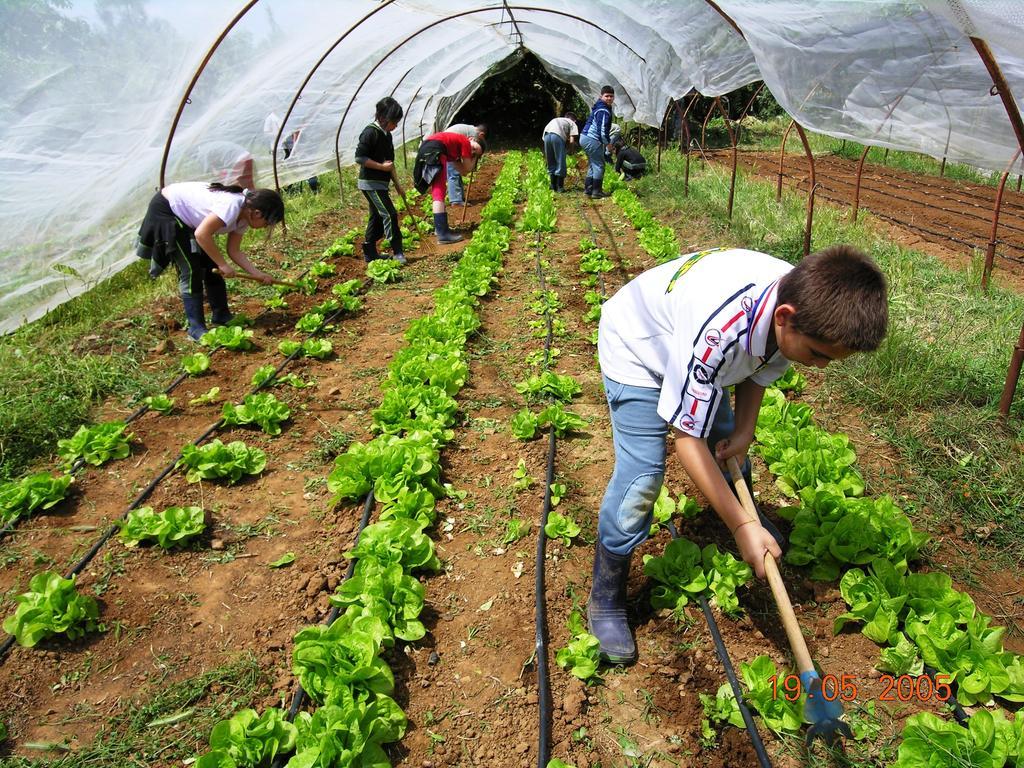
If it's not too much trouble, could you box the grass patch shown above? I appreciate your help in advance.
[641,150,1024,564]
[0,169,359,482]
[0,654,267,767]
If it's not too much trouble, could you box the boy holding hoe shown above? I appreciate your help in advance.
[589,244,888,664]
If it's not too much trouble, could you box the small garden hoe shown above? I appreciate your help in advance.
[727,456,852,746]
[459,169,475,227]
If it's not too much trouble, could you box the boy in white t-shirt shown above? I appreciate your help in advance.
[590,245,888,664]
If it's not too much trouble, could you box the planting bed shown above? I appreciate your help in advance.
[703,148,1024,289]
[0,151,1021,768]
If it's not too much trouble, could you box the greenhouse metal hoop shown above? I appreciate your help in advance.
[148,0,1024,418]
[329,5,647,201]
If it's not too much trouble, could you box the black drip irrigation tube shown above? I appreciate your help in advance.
[664,519,773,768]
[531,238,557,768]
[0,280,374,664]
[0,245,347,543]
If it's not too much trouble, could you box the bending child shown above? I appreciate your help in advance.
[136,182,284,341]
[589,245,888,664]
[413,130,485,244]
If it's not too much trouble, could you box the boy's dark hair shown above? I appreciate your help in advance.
[776,245,887,351]
[474,137,487,155]
[375,96,403,124]
[564,111,577,121]
[600,85,615,96]
[475,123,488,137]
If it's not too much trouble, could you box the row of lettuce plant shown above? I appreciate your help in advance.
[187,152,522,768]
[754,386,1024,763]
[0,222,361,533]
[609,185,679,265]
[0,226,366,535]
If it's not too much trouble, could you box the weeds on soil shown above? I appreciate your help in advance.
[0,655,267,767]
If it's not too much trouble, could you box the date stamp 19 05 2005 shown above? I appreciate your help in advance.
[770,674,954,703]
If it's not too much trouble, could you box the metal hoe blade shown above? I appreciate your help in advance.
[801,672,852,746]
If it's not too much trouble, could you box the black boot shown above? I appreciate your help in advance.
[591,176,609,199]
[205,272,232,325]
[361,242,379,263]
[584,176,593,197]
[433,213,463,244]
[587,541,637,665]
[181,295,208,342]
[556,175,566,193]
[549,174,558,191]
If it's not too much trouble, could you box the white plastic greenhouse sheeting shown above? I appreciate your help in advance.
[1,0,1023,333]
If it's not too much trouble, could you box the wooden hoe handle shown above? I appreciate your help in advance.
[726,456,815,674]
[212,269,297,289]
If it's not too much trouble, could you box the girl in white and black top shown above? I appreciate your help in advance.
[137,182,284,340]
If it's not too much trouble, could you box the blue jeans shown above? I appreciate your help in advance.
[580,134,606,181]
[597,375,740,555]
[446,161,464,204]
[543,133,567,177]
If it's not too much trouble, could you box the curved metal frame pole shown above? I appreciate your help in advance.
[700,97,717,148]
[776,119,796,202]
[678,93,699,196]
[939,122,954,178]
[658,101,672,172]
[851,145,871,222]
[982,149,1022,291]
[968,36,1024,416]
[714,97,739,223]
[419,94,434,139]
[793,122,817,257]
[401,85,424,171]
[330,5,650,191]
[388,66,417,170]
[272,0,399,194]
[999,324,1024,417]
[735,82,765,146]
[159,0,262,188]
[703,0,745,38]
